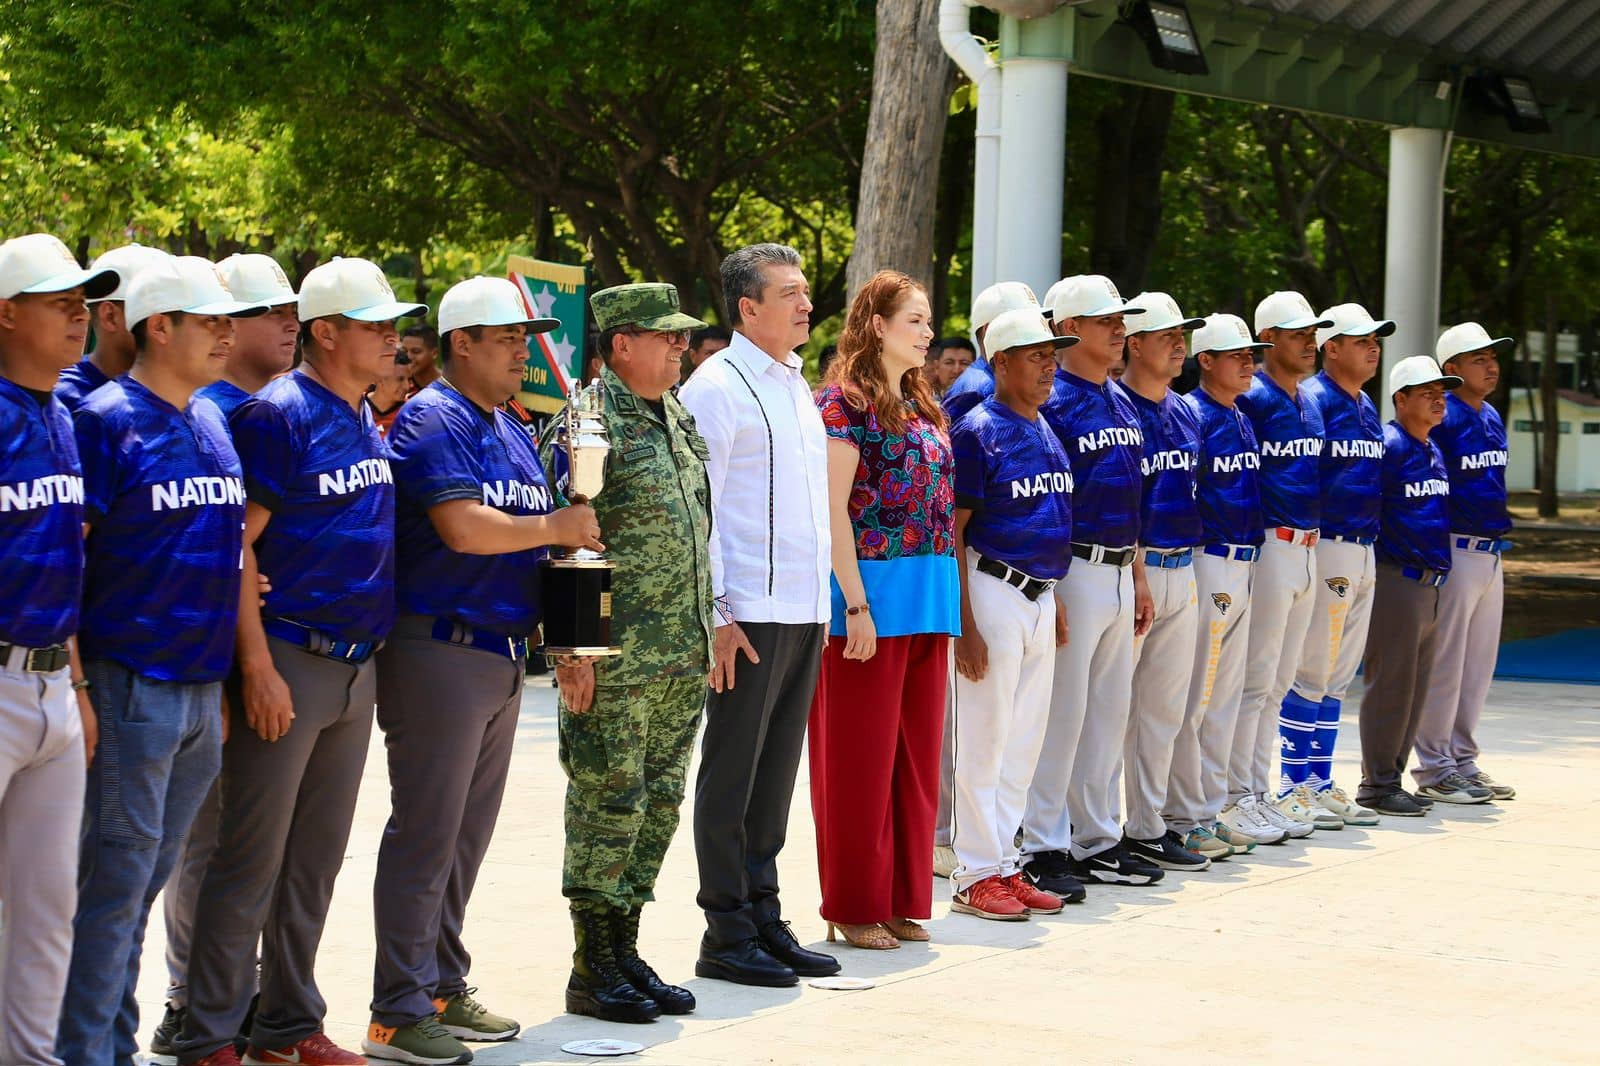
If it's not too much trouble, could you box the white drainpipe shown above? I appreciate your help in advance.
[939,0,1002,303]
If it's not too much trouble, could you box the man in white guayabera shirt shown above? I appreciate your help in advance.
[678,244,840,988]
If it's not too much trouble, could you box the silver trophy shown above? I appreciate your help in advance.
[542,380,621,655]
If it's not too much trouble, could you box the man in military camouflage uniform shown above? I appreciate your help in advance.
[540,282,715,1025]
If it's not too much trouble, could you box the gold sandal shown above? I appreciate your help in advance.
[825,921,900,950]
[883,917,930,942]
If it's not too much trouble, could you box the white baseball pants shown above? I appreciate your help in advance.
[1412,545,1504,786]
[1123,560,1198,840]
[1233,536,1316,802]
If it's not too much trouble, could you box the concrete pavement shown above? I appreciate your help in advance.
[134,678,1600,1064]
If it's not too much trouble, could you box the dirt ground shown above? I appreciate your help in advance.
[1500,494,1600,642]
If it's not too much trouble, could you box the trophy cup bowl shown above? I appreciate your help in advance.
[541,382,623,656]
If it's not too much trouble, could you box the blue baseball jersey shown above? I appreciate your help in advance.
[1041,368,1143,547]
[390,381,554,637]
[1432,393,1511,538]
[231,369,396,643]
[952,398,1074,580]
[198,378,253,419]
[0,377,85,647]
[1185,388,1265,547]
[1122,384,1202,549]
[1377,422,1451,573]
[1237,370,1323,530]
[942,359,994,422]
[74,378,245,681]
[54,357,110,411]
[1301,371,1383,539]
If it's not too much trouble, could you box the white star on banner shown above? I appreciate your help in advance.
[553,333,577,366]
[533,284,558,319]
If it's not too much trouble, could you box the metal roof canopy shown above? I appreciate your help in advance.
[1000,0,1600,159]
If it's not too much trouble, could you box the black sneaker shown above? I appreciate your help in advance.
[1417,772,1493,805]
[1124,832,1210,871]
[149,1003,184,1057]
[1067,844,1164,885]
[1408,791,1436,809]
[1022,849,1087,902]
[1369,791,1427,817]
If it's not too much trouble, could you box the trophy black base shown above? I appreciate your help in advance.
[541,556,622,656]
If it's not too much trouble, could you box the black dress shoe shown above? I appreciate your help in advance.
[695,937,798,987]
[758,917,841,977]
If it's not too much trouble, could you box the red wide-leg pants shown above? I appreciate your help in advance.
[808,632,948,925]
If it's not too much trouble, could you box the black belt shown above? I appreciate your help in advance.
[0,642,69,673]
[263,618,381,664]
[975,556,1056,602]
[1071,542,1136,568]
[429,617,529,661]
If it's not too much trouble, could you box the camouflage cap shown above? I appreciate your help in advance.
[590,282,708,333]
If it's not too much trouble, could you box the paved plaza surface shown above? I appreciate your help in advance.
[134,678,1600,1065]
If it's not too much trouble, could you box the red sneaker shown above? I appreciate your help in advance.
[1002,872,1065,914]
[950,875,1028,921]
[190,1048,243,1066]
[243,1032,367,1065]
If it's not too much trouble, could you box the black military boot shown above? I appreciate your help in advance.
[565,903,661,1023]
[613,906,695,1015]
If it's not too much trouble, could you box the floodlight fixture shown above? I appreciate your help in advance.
[1127,1,1208,76]
[1466,72,1551,134]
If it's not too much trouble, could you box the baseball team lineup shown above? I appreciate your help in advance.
[0,233,1516,1066]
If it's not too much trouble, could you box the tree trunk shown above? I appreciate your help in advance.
[1090,86,1176,293]
[846,0,954,302]
[1538,292,1560,518]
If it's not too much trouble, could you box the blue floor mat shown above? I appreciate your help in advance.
[1494,628,1600,685]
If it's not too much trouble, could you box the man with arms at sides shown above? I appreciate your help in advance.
[1116,293,1213,872]
[1273,304,1394,830]
[54,243,170,411]
[541,283,716,1023]
[59,256,265,1066]
[933,280,1041,879]
[154,251,300,1059]
[1412,324,1516,804]
[0,233,116,1066]
[175,258,424,1066]
[1227,291,1331,846]
[678,243,840,987]
[1166,315,1275,856]
[947,310,1075,921]
[1025,275,1160,894]
[364,276,597,1063]
[1359,357,1460,817]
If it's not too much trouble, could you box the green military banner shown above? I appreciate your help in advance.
[508,254,587,414]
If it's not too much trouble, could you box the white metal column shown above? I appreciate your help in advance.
[994,57,1068,300]
[1382,126,1447,420]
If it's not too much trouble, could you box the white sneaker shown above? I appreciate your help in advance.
[1314,782,1379,826]
[933,845,957,879]
[1254,793,1315,839]
[1288,785,1345,830]
[1221,797,1287,845]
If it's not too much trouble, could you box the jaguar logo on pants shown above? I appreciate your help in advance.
[1211,592,1232,615]
[1325,577,1350,598]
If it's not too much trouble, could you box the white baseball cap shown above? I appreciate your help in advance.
[125,256,269,328]
[1191,313,1272,356]
[0,233,120,301]
[298,256,426,322]
[1125,291,1204,335]
[1045,275,1146,321]
[1436,321,1513,365]
[1254,290,1334,333]
[218,253,298,308]
[1389,354,1462,397]
[983,308,1077,357]
[1316,302,1395,349]
[971,281,1039,332]
[89,244,172,304]
[438,276,559,335]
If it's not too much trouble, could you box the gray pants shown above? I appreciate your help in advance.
[175,637,374,1059]
[1357,565,1442,802]
[693,622,823,944]
[934,657,955,847]
[162,777,220,1009]
[0,660,83,1066]
[1413,546,1503,786]
[370,621,522,1027]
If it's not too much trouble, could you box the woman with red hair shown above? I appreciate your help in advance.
[810,270,959,949]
